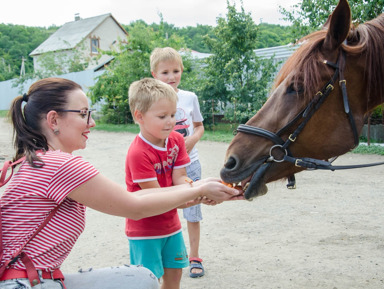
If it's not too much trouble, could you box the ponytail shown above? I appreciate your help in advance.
[9,94,48,166]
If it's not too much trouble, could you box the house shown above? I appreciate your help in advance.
[29,13,128,73]
[254,43,299,72]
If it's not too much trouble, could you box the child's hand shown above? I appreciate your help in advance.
[179,198,200,208]
[201,196,221,205]
[180,196,220,208]
[183,136,196,154]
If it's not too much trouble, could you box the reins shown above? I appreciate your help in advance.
[237,48,384,189]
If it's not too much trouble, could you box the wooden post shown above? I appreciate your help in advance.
[367,115,371,146]
[211,99,215,128]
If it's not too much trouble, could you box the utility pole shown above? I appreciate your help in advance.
[20,56,26,77]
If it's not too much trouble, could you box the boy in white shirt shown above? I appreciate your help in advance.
[150,47,205,278]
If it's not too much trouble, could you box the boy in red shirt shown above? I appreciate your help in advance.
[125,78,200,289]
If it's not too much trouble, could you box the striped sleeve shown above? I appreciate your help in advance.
[47,156,99,203]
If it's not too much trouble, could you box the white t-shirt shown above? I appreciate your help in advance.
[175,89,204,163]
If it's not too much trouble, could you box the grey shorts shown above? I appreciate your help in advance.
[183,160,203,222]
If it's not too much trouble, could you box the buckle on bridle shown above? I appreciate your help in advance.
[295,159,302,167]
[326,84,334,91]
[288,134,296,142]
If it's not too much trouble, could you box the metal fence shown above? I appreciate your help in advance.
[0,70,104,111]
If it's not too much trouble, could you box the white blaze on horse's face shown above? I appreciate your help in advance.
[221,0,384,200]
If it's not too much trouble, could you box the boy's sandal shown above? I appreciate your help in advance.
[189,257,205,278]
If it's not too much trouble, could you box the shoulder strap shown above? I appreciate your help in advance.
[0,201,60,278]
[0,157,26,187]
[0,155,61,285]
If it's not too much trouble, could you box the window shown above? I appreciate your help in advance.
[91,38,99,54]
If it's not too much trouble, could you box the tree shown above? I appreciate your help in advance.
[88,18,196,124]
[197,0,278,125]
[0,24,57,81]
[256,23,293,48]
[280,0,384,41]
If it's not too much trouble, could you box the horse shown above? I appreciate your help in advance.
[220,0,384,200]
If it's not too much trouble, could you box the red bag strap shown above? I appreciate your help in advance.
[0,157,26,187]
[0,206,60,285]
[0,152,61,286]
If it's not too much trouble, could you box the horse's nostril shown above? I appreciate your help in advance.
[224,156,237,170]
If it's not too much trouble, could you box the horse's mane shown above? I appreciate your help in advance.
[274,14,384,106]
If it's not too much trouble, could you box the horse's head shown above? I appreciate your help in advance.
[221,0,384,200]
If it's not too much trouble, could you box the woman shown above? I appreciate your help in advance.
[0,78,242,289]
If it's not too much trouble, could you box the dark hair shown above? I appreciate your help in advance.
[9,77,82,166]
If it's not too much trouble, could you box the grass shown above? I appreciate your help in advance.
[93,123,140,134]
[352,144,384,155]
[0,110,8,118]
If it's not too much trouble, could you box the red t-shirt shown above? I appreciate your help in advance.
[125,131,190,239]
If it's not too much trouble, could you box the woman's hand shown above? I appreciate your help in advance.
[195,178,244,202]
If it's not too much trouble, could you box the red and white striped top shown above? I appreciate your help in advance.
[0,150,99,271]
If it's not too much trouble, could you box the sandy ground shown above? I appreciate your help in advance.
[1,118,384,289]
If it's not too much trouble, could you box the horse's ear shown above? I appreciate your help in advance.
[323,0,351,51]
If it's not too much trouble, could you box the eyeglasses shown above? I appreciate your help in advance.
[56,109,96,125]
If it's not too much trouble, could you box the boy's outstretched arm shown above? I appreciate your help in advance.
[172,167,199,208]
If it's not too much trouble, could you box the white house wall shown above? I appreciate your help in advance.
[90,17,127,52]
[33,49,77,73]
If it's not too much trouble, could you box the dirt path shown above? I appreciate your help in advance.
[1,118,383,288]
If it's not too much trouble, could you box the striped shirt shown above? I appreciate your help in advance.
[0,150,99,271]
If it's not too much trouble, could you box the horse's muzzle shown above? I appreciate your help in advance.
[220,155,270,200]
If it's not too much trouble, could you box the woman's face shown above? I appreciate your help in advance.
[55,89,96,153]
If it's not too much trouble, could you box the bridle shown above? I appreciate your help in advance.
[236,48,384,189]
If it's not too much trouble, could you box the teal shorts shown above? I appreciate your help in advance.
[129,232,189,278]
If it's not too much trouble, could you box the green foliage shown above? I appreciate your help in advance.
[256,23,293,48]
[176,25,216,53]
[88,19,197,124]
[197,1,278,125]
[1,16,293,84]
[280,0,384,42]
[0,24,57,81]
[123,20,291,53]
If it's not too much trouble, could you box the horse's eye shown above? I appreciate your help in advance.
[286,84,297,94]
[286,83,303,95]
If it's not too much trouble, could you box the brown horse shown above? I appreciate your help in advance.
[220,0,384,200]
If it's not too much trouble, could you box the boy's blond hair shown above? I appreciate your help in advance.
[128,78,178,122]
[150,47,184,72]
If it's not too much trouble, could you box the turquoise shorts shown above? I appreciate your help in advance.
[129,232,189,278]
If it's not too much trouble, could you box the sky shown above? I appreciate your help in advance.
[1,0,299,28]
